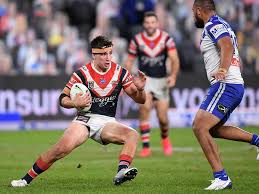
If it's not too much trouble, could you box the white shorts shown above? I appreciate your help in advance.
[145,76,169,101]
[73,113,115,145]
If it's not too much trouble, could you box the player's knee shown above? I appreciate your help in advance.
[192,121,203,135]
[125,130,139,143]
[159,119,168,129]
[54,144,73,159]
[209,128,219,138]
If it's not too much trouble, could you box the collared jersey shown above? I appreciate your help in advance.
[66,62,133,117]
[128,29,176,78]
[200,15,243,85]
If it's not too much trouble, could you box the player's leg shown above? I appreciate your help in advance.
[193,110,224,172]
[210,125,254,142]
[210,124,259,159]
[138,92,153,157]
[154,99,172,156]
[100,121,139,185]
[193,82,234,190]
[193,109,232,190]
[11,122,89,187]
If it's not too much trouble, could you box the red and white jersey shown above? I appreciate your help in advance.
[128,29,176,78]
[66,62,133,117]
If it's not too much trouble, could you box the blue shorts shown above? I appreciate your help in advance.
[200,82,244,122]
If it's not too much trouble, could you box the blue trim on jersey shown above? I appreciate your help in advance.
[206,15,231,43]
[214,32,230,43]
[200,82,244,122]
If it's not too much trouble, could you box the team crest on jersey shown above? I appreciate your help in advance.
[100,78,106,84]
[149,41,155,49]
[88,81,94,89]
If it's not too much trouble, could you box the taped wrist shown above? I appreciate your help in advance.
[59,93,69,106]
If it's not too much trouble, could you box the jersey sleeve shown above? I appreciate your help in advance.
[121,68,133,89]
[165,34,176,51]
[206,22,230,43]
[66,69,85,89]
[128,38,137,57]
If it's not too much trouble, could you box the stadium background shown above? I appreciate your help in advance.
[0,1,259,194]
[0,0,258,130]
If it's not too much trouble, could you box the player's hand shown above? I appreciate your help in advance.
[133,70,146,91]
[211,68,227,81]
[167,75,176,88]
[73,92,91,109]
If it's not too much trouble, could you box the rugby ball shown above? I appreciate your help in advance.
[70,83,92,112]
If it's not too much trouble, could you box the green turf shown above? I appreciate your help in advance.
[0,127,258,194]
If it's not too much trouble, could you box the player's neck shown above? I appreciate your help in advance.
[144,29,159,39]
[92,61,110,74]
[204,11,216,23]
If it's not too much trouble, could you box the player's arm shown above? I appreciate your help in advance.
[125,38,137,72]
[124,54,136,72]
[124,70,146,104]
[59,86,91,109]
[212,36,234,80]
[59,87,74,109]
[167,49,180,87]
[59,71,90,109]
[217,36,234,72]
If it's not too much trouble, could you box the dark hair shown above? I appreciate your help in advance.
[144,11,158,20]
[90,36,113,49]
[194,0,216,11]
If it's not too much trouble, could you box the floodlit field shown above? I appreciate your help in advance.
[0,127,258,194]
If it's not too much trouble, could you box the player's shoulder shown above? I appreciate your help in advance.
[75,62,91,73]
[133,32,142,41]
[161,30,169,36]
[205,15,228,30]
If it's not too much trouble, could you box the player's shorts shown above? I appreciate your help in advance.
[145,76,169,101]
[73,113,115,145]
[200,82,244,122]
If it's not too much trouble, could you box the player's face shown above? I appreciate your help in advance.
[143,16,158,36]
[93,49,112,72]
[192,4,205,28]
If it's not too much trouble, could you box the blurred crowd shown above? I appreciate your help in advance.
[0,0,258,76]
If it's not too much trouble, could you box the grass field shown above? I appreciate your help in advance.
[0,127,258,194]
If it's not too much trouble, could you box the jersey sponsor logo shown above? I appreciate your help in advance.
[209,24,227,39]
[231,57,240,67]
[92,95,117,107]
[140,55,166,67]
[76,115,90,123]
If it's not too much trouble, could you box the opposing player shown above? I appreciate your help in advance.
[11,36,147,187]
[192,0,259,190]
[125,11,180,157]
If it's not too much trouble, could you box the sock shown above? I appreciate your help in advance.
[213,169,228,181]
[118,154,132,172]
[161,127,169,139]
[250,134,259,147]
[22,157,51,184]
[140,123,151,148]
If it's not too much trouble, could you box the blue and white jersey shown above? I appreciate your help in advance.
[200,15,243,85]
